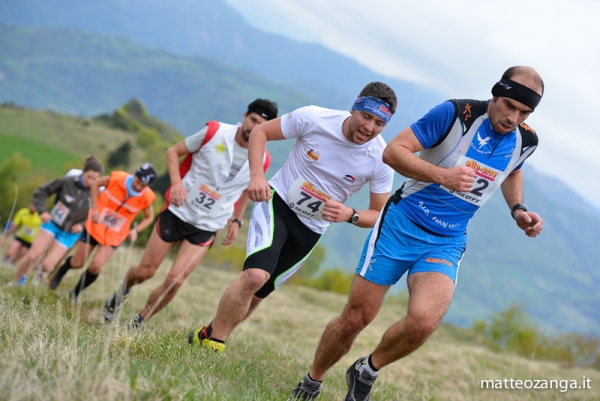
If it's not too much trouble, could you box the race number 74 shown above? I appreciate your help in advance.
[292,191,322,213]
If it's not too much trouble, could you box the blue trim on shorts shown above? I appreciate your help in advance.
[40,221,81,249]
[356,206,467,285]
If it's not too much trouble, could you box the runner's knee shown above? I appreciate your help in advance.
[87,264,103,275]
[405,315,441,343]
[163,275,185,292]
[41,259,55,272]
[130,264,155,282]
[333,303,374,334]
[70,256,85,269]
[241,269,270,291]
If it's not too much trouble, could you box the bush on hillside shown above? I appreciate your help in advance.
[107,141,132,169]
[297,268,354,295]
[0,154,45,224]
[474,303,600,369]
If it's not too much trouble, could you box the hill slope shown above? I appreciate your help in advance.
[0,249,598,400]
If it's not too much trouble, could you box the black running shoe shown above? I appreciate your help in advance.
[288,374,322,400]
[127,314,145,331]
[103,285,129,322]
[49,257,72,290]
[344,357,378,401]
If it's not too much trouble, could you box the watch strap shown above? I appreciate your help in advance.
[511,204,528,220]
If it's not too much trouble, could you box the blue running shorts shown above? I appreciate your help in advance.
[356,201,467,285]
[40,221,81,250]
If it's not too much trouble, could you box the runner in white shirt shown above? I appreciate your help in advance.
[188,82,398,354]
[103,99,278,327]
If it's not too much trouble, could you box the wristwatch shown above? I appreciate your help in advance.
[232,218,243,227]
[511,204,528,220]
[348,209,359,224]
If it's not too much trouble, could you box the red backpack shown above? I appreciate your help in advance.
[165,121,271,205]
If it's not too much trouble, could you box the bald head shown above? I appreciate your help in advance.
[501,66,544,96]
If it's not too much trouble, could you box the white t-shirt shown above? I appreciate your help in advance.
[270,106,394,234]
[184,122,248,184]
[171,122,255,231]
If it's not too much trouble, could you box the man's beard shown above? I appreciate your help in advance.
[242,129,251,142]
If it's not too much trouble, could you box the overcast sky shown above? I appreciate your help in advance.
[224,0,599,209]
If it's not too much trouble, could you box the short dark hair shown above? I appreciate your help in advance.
[358,82,397,114]
[247,98,278,121]
[82,155,103,174]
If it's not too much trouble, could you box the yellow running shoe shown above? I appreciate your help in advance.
[188,325,226,353]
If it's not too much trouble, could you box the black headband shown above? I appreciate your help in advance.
[247,105,277,121]
[491,78,542,111]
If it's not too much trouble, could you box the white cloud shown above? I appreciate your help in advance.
[225,0,600,208]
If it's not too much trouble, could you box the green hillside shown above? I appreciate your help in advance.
[2,103,599,338]
[0,24,316,135]
[0,103,160,175]
[0,248,598,400]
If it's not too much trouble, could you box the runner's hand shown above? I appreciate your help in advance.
[248,176,271,203]
[221,222,239,245]
[128,228,138,242]
[91,208,99,223]
[70,223,83,233]
[514,210,543,238]
[441,166,476,192]
[170,182,187,207]
[40,212,51,224]
[321,200,352,223]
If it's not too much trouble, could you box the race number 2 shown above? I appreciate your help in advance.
[440,155,502,206]
[286,177,332,220]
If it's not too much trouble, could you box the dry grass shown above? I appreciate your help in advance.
[0,243,598,400]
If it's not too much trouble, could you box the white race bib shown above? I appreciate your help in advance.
[286,177,332,220]
[440,155,504,206]
[187,183,226,218]
[22,227,36,237]
[50,201,70,225]
[98,209,127,232]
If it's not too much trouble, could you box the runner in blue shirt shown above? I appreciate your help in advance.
[290,66,545,401]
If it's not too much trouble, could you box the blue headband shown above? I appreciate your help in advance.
[351,96,393,124]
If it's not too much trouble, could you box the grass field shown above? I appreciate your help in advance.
[0,242,598,401]
[0,133,80,176]
[0,105,146,173]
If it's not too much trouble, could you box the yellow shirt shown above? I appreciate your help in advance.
[12,208,42,244]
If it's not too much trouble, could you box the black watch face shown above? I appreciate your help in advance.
[351,214,359,223]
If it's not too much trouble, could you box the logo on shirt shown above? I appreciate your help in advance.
[343,175,356,183]
[306,149,320,162]
[463,103,472,121]
[226,163,242,182]
[64,195,75,203]
[476,131,491,149]
[426,257,453,267]
[216,143,227,154]
[519,122,536,135]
